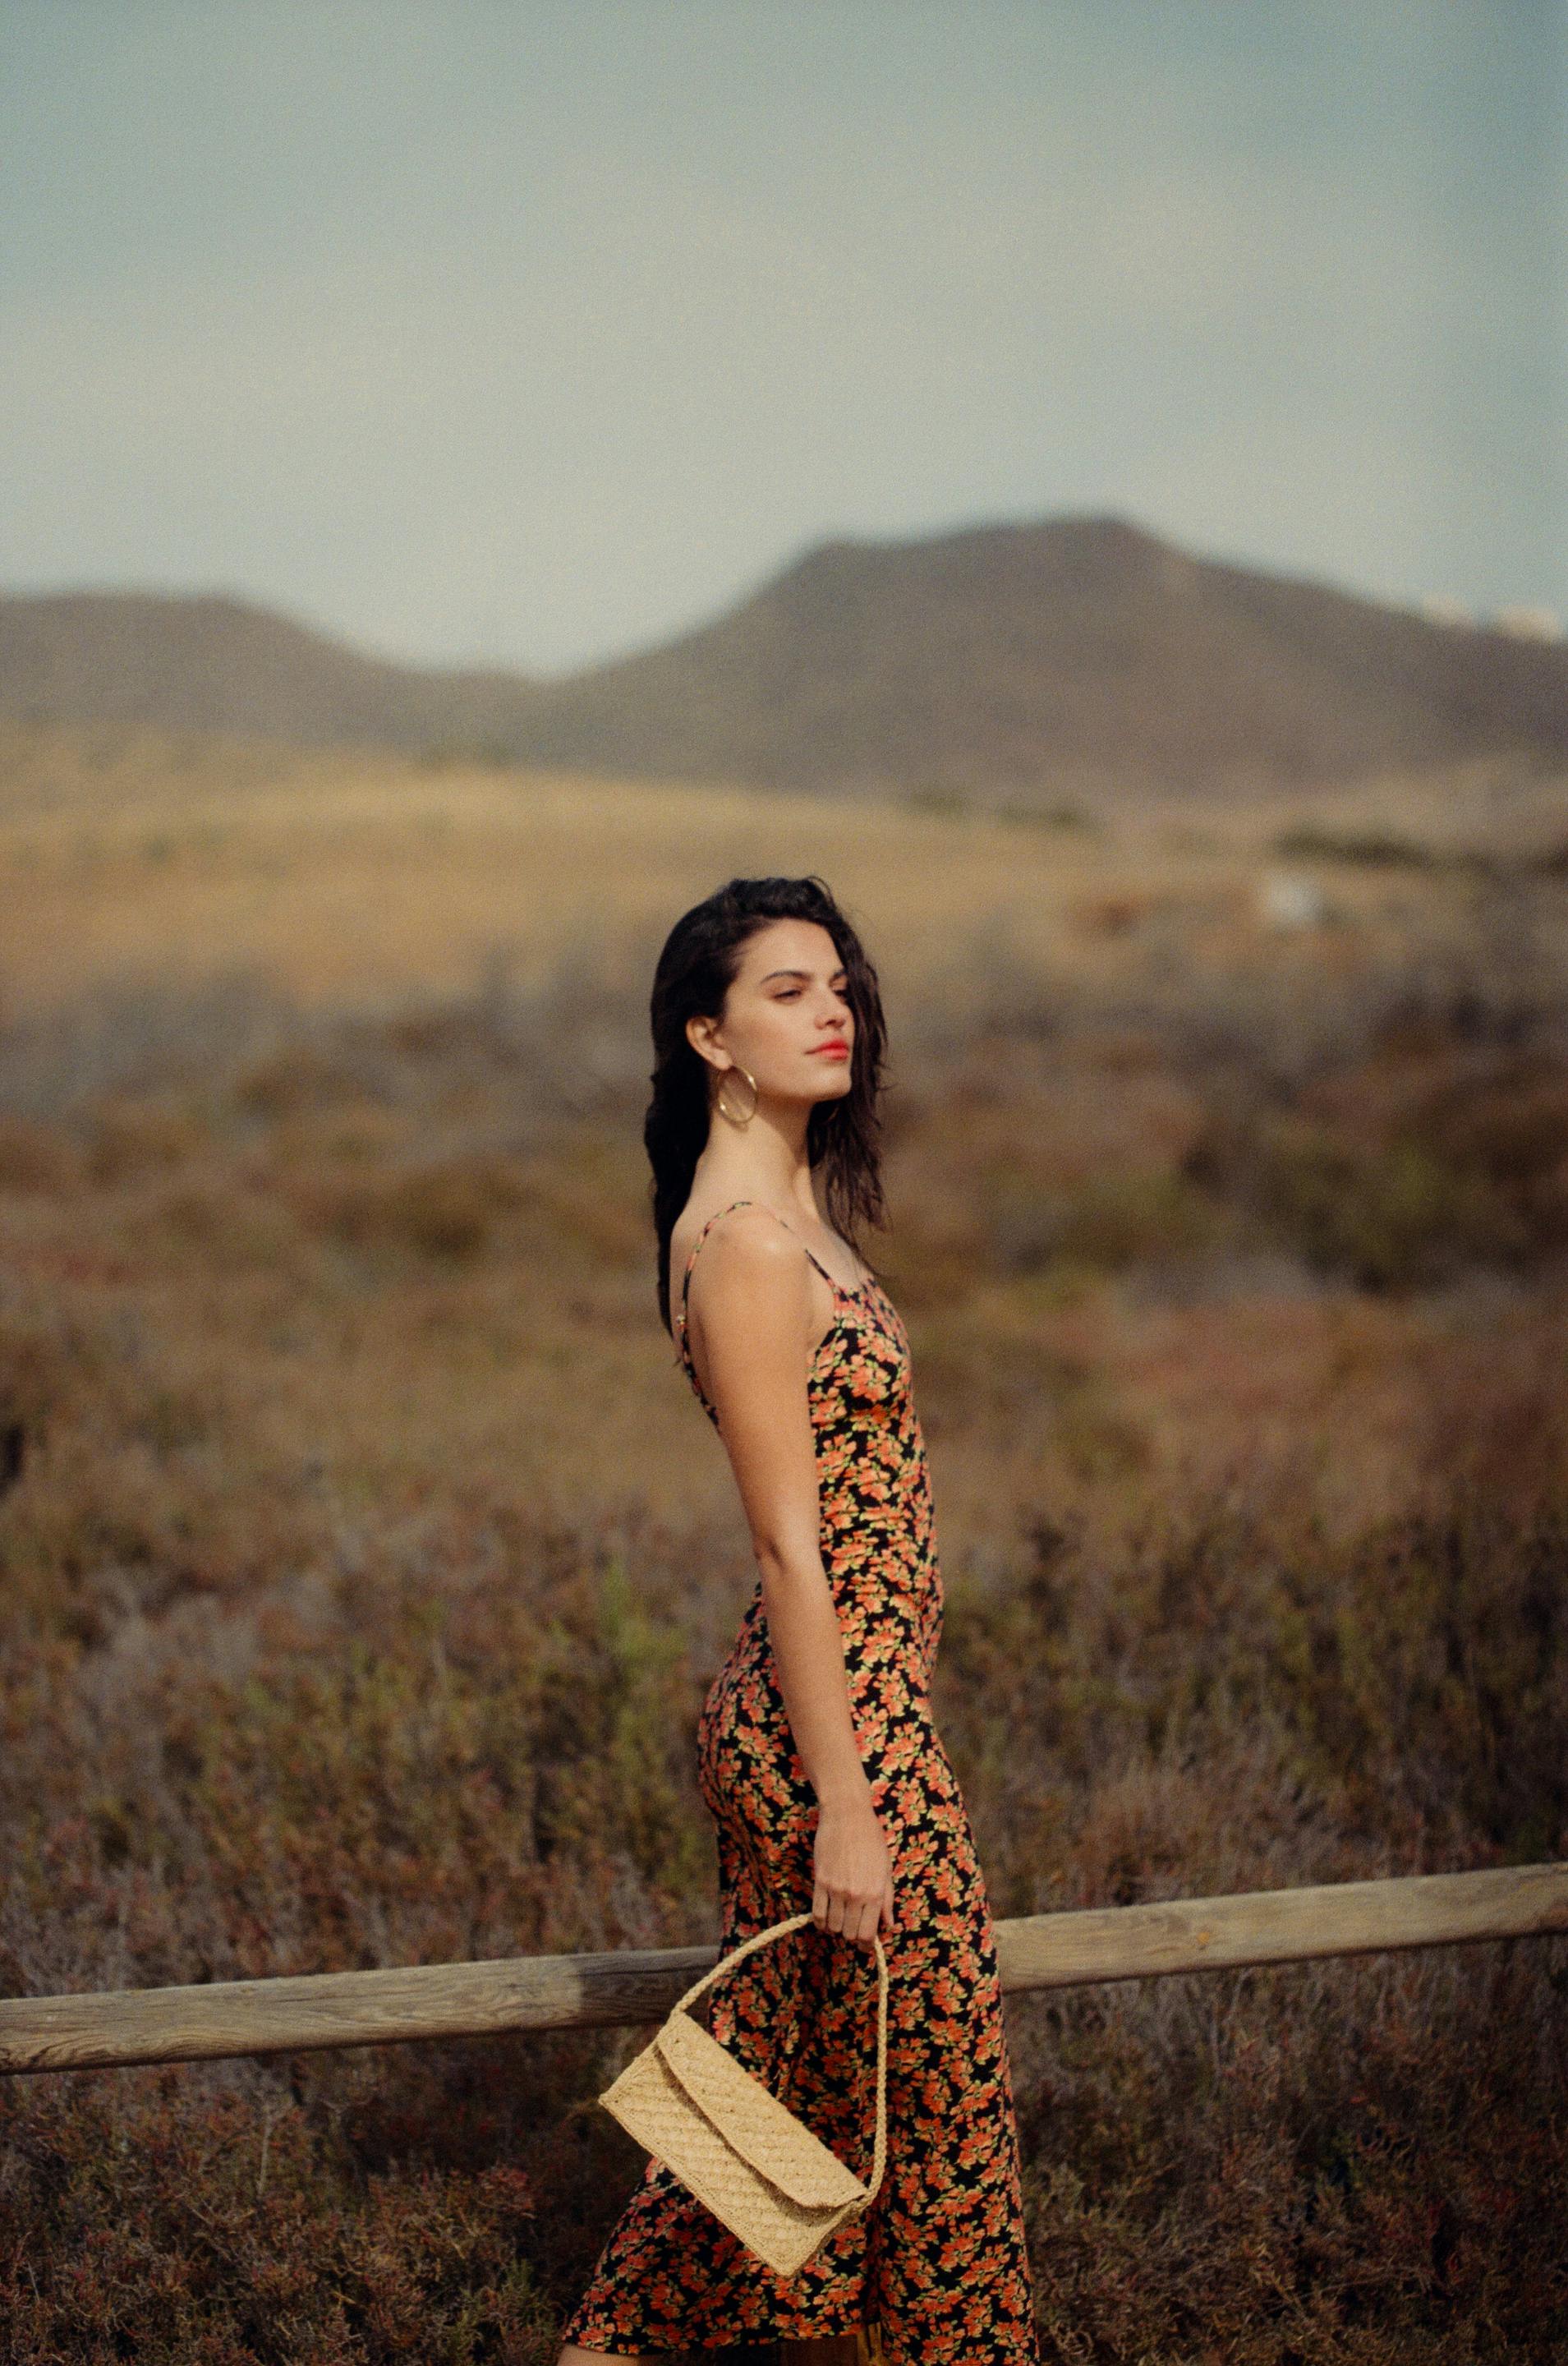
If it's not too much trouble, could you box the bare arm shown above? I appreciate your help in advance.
[685,1211,894,1945]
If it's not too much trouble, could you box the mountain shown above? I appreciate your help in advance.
[0,588,544,753]
[486,517,1568,797]
[3,516,1565,799]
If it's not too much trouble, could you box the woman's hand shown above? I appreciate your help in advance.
[812,1793,896,1947]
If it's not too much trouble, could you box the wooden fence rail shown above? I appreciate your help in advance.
[2,1861,1564,2078]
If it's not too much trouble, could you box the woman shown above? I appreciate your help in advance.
[559,876,1039,2364]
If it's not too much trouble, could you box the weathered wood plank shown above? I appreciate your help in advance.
[994,1861,1568,1991]
[2,1862,1563,2076]
[0,1940,715,2074]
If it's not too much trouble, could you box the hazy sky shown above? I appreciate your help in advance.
[3,0,1564,676]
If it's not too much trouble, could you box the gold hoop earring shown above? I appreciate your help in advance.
[715,1063,758,1126]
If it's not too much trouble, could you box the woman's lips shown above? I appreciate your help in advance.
[812,1043,850,1060]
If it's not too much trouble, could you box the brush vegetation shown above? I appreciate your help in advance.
[1,730,1566,2361]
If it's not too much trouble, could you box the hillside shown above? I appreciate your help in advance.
[3,515,1566,799]
[495,517,1568,798]
[0,589,543,753]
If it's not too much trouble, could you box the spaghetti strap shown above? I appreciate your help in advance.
[677,1196,840,1339]
[673,1198,869,1416]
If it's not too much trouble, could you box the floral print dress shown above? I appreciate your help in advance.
[560,1198,1039,2363]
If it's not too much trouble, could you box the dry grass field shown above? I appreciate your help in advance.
[2,719,1564,1014]
[2,722,1566,2361]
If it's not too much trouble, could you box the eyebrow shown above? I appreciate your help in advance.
[759,966,848,984]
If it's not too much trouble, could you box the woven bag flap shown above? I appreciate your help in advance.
[654,2010,868,2209]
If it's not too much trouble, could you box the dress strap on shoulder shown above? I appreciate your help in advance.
[677,1196,839,1333]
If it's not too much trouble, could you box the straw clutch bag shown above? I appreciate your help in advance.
[596,1908,889,2278]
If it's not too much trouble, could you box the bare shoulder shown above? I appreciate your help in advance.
[678,1203,812,1315]
[684,1202,798,1277]
[678,1208,819,1413]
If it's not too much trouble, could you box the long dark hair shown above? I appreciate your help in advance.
[646,875,889,1335]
